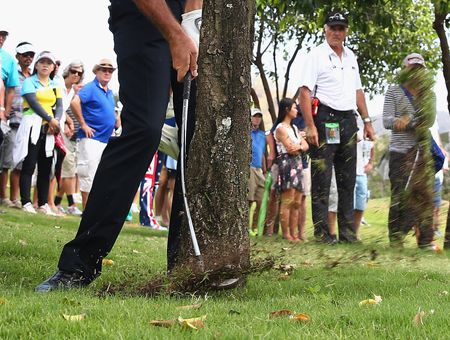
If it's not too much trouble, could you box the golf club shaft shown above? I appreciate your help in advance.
[181,72,201,257]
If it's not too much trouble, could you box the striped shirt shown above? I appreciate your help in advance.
[382,85,434,153]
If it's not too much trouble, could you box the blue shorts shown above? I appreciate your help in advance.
[354,174,368,211]
[433,176,443,208]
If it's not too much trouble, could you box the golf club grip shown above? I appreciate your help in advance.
[183,72,192,100]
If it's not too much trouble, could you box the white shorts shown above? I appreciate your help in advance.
[77,138,107,193]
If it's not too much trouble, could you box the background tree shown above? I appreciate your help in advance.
[172,0,256,280]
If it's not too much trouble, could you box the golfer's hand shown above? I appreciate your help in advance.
[81,123,95,138]
[170,31,198,82]
[393,115,410,132]
[305,125,319,147]
[363,122,376,141]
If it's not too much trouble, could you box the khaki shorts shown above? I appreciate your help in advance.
[248,167,265,202]
[0,126,22,170]
[77,138,107,193]
[61,134,78,178]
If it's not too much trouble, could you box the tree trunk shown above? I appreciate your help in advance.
[174,0,255,277]
[433,10,450,249]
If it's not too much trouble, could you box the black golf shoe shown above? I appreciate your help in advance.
[35,270,90,293]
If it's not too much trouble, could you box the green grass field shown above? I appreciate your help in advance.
[1,198,449,339]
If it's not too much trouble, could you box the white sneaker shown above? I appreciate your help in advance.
[1,198,14,208]
[67,205,82,216]
[37,204,59,216]
[22,202,37,214]
[11,199,22,209]
[131,203,139,213]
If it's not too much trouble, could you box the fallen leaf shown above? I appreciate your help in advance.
[54,225,61,229]
[62,313,86,321]
[359,294,382,306]
[0,297,7,305]
[290,313,311,322]
[18,240,27,246]
[302,260,313,267]
[178,315,206,330]
[149,319,177,328]
[440,290,448,296]
[366,261,379,268]
[176,303,202,310]
[228,310,241,315]
[132,250,140,254]
[413,310,425,326]
[278,274,290,281]
[102,259,114,266]
[270,309,294,318]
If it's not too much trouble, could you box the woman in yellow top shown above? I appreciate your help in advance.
[18,51,62,214]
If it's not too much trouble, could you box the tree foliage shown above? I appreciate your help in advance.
[254,0,440,123]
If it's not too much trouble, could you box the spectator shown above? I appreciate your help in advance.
[273,98,308,241]
[298,10,375,243]
[248,108,266,234]
[71,58,116,210]
[14,51,62,215]
[354,129,375,238]
[383,52,436,249]
[53,61,85,215]
[0,42,35,208]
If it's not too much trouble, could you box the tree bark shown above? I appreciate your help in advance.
[433,10,450,249]
[174,0,255,277]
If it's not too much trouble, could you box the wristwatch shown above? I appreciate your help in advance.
[363,117,372,124]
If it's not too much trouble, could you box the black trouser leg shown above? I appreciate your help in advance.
[334,125,357,242]
[167,71,197,271]
[36,135,53,206]
[58,47,171,279]
[310,143,334,240]
[20,131,45,206]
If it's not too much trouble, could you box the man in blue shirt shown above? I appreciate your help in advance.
[249,108,266,233]
[70,58,116,210]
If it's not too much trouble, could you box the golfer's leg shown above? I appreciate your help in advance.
[58,49,171,279]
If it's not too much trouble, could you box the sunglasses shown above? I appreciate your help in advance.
[21,52,35,58]
[99,67,114,73]
[70,69,83,76]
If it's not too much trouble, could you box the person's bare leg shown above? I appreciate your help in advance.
[328,211,337,236]
[154,166,168,218]
[47,177,57,210]
[289,191,302,240]
[0,169,8,200]
[264,189,279,236]
[252,200,261,231]
[297,194,306,240]
[280,189,295,240]
[354,209,364,239]
[81,191,89,210]
[10,169,20,202]
[164,176,176,225]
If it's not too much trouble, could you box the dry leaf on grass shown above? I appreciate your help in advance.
[62,313,86,321]
[18,240,27,246]
[0,297,7,305]
[176,303,202,310]
[289,313,311,322]
[149,319,177,328]
[102,259,114,266]
[178,315,206,330]
[413,309,425,326]
[132,250,140,254]
[359,294,382,306]
[270,309,294,318]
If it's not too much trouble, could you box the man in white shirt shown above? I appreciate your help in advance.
[299,10,375,243]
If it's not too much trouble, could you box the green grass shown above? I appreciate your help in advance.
[1,199,449,339]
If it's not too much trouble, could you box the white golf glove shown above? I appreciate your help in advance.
[181,9,202,48]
